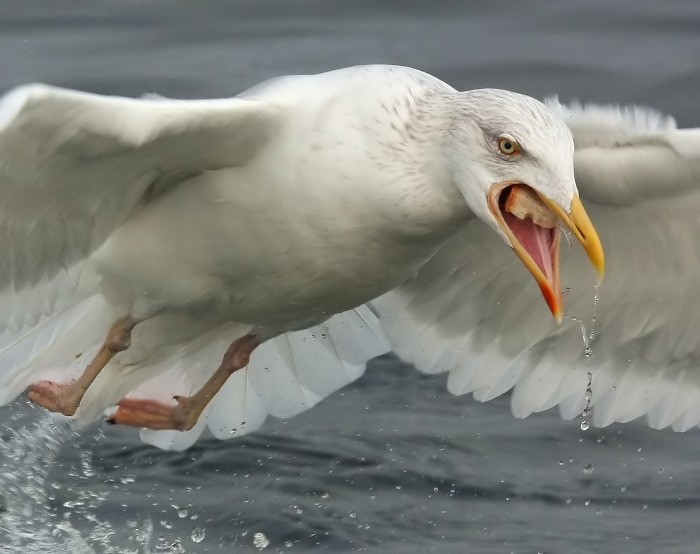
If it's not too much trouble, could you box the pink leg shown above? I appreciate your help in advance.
[108,334,259,431]
[28,316,136,416]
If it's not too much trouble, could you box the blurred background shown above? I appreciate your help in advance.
[1,1,700,552]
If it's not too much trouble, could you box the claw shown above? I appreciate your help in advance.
[107,334,259,432]
[27,315,137,418]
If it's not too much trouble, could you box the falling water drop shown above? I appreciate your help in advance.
[580,371,593,431]
[593,280,600,313]
[253,532,270,550]
[191,527,205,543]
[576,281,600,430]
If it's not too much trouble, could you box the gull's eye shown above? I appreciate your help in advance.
[498,137,520,156]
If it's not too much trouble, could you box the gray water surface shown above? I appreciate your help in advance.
[1,2,700,552]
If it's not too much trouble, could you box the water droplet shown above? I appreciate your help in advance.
[253,532,270,550]
[580,420,590,431]
[620,485,628,493]
[349,511,357,519]
[120,475,136,484]
[178,508,189,518]
[583,464,594,475]
[191,527,205,543]
[285,540,294,548]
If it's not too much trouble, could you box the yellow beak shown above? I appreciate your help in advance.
[544,194,605,281]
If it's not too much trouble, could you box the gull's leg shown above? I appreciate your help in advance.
[108,334,260,431]
[28,316,137,416]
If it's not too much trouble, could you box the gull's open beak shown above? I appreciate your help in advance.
[488,182,605,323]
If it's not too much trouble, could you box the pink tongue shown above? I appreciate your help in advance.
[503,212,556,281]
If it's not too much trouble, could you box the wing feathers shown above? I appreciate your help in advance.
[0,84,278,329]
[374,99,700,433]
[549,99,700,205]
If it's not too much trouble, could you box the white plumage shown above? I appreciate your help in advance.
[0,64,696,450]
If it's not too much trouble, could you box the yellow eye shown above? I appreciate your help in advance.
[498,137,520,156]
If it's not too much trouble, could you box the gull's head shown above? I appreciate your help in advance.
[444,89,605,321]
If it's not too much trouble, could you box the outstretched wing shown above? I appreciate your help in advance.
[373,100,700,431]
[0,82,393,452]
[0,84,278,331]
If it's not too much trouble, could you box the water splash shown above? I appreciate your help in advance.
[0,405,158,553]
[0,408,93,553]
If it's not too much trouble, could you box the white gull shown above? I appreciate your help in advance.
[2,64,692,451]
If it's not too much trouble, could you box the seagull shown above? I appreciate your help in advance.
[0,64,687,451]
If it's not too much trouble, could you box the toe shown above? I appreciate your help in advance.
[109,397,198,431]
